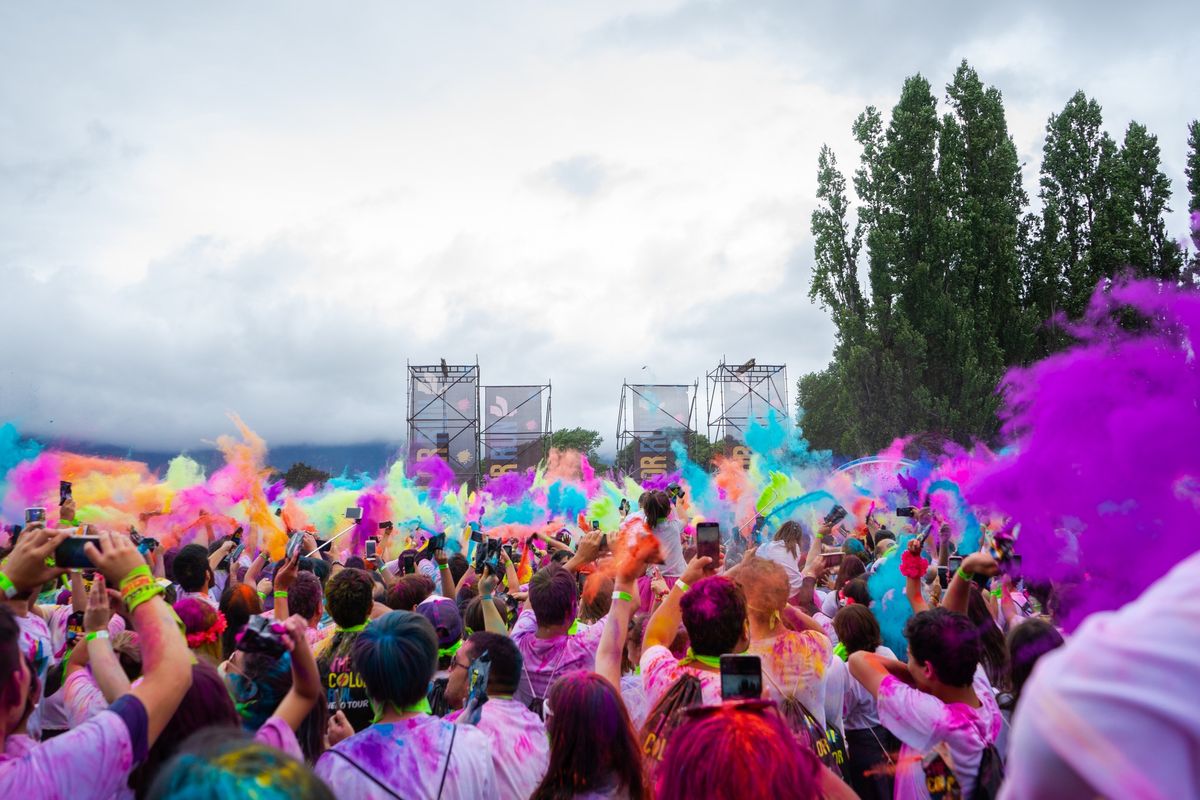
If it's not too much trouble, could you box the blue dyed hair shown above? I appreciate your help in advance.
[228,651,292,731]
[352,611,438,708]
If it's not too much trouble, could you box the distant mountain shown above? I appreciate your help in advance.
[47,438,405,478]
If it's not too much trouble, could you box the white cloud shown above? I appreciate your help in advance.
[0,2,1195,456]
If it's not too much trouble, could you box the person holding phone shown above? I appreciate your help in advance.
[622,490,687,611]
[640,555,749,710]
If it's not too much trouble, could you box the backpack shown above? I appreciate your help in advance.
[764,668,847,774]
[923,742,1004,800]
[639,673,704,764]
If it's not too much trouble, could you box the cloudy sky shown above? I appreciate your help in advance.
[1,1,1195,456]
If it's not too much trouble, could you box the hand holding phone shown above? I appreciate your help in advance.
[696,522,721,568]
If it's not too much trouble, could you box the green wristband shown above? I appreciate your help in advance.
[0,571,17,600]
[674,579,690,594]
[611,590,633,603]
[119,564,153,591]
[274,590,288,599]
[955,566,972,581]
[86,630,110,643]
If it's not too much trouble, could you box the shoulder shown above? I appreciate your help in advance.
[640,644,676,674]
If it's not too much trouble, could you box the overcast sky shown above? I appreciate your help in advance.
[1,1,1195,456]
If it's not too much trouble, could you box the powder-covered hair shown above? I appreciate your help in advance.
[679,576,746,657]
[352,611,438,709]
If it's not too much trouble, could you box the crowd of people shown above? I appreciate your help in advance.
[0,482,1193,800]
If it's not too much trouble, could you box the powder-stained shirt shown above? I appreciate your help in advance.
[15,612,53,739]
[639,645,722,711]
[63,667,110,728]
[254,716,304,762]
[877,668,1000,800]
[447,698,548,800]
[749,629,834,728]
[0,695,148,800]
[511,609,605,707]
[316,629,374,733]
[315,715,497,800]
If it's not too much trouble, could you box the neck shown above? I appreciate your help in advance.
[748,616,779,639]
[536,621,571,639]
[930,682,980,707]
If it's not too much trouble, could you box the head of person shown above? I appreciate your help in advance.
[843,538,867,562]
[444,631,523,710]
[288,572,324,626]
[413,597,464,671]
[833,554,867,592]
[173,544,212,593]
[531,671,647,800]
[343,556,366,571]
[680,576,748,658]
[146,728,334,800]
[832,604,882,656]
[111,631,143,681]
[529,563,578,630]
[462,594,509,636]
[219,583,263,660]
[386,574,435,611]
[305,557,331,586]
[903,608,981,690]
[549,549,573,567]
[174,597,227,664]
[131,658,240,797]
[226,648,328,763]
[447,553,470,586]
[324,568,374,629]
[840,577,871,607]
[579,576,613,624]
[623,613,648,674]
[1005,618,1064,706]
[641,490,671,529]
[162,546,182,583]
[352,611,438,715]
[0,607,35,735]
[656,703,822,800]
[733,557,789,632]
[773,520,806,558]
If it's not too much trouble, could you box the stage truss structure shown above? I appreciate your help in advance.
[706,359,789,445]
[616,381,698,480]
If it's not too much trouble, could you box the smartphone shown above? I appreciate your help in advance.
[502,544,514,562]
[428,533,446,551]
[591,520,600,531]
[824,504,848,526]
[937,565,950,589]
[696,522,721,565]
[460,649,493,725]
[55,536,99,569]
[285,531,306,559]
[896,507,915,517]
[365,539,378,560]
[948,555,963,574]
[599,533,608,551]
[230,542,246,563]
[345,507,363,521]
[379,521,394,531]
[720,654,762,701]
[470,530,485,544]
[25,507,46,525]
[823,551,845,567]
[232,526,243,544]
[59,481,73,505]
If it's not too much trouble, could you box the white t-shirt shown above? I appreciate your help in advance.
[639,645,722,710]
[1002,547,1200,800]
[877,667,1001,799]
[748,629,834,727]
[754,540,804,595]
[623,513,687,578]
[315,715,497,800]
[843,645,897,730]
[448,698,548,800]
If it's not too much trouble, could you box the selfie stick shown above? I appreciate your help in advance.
[306,523,357,558]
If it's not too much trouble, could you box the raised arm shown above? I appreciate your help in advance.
[902,538,930,614]
[243,550,268,589]
[596,570,638,689]
[478,570,508,636]
[644,556,709,650]
[271,615,323,731]
[942,552,998,615]
[272,552,299,619]
[847,650,916,699]
[564,531,602,575]
[80,576,132,701]
[85,530,193,745]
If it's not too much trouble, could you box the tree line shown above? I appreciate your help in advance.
[798,60,1200,456]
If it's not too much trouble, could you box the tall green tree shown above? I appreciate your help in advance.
[548,428,603,460]
[1187,120,1200,213]
[1118,121,1183,280]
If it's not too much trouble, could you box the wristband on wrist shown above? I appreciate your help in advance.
[0,571,17,600]
[674,579,691,594]
[119,564,153,591]
[438,563,449,571]
[124,583,165,614]
[257,591,267,600]
[85,630,110,642]
[611,590,634,603]
[274,590,288,599]
[955,566,972,581]
[481,594,493,602]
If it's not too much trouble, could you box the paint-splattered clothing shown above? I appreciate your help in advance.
[447,698,548,800]
[639,645,722,710]
[63,666,110,728]
[511,609,605,708]
[254,716,304,761]
[15,612,53,739]
[315,715,497,800]
[877,670,1000,800]
[749,629,835,728]
[0,695,147,800]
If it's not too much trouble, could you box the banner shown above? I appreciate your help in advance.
[630,385,690,433]
[482,386,546,478]
[408,366,479,480]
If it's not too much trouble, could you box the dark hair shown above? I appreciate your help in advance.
[1004,619,1063,709]
[306,558,331,586]
[903,608,981,687]
[841,578,871,607]
[386,574,435,611]
[530,671,648,800]
[456,581,479,618]
[465,632,522,696]
[219,583,263,661]
[579,576,613,624]
[146,728,334,800]
[288,572,324,622]
[463,595,509,635]
[325,569,374,628]
[0,607,22,712]
[550,549,573,566]
[173,544,211,593]
[131,659,240,798]
[833,554,866,592]
[642,490,671,529]
[680,576,746,657]
[529,564,577,627]
[773,520,806,559]
[162,546,181,583]
[658,704,822,800]
[832,604,881,655]
[343,556,366,571]
[447,553,470,586]
[967,586,1009,689]
[352,611,438,709]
